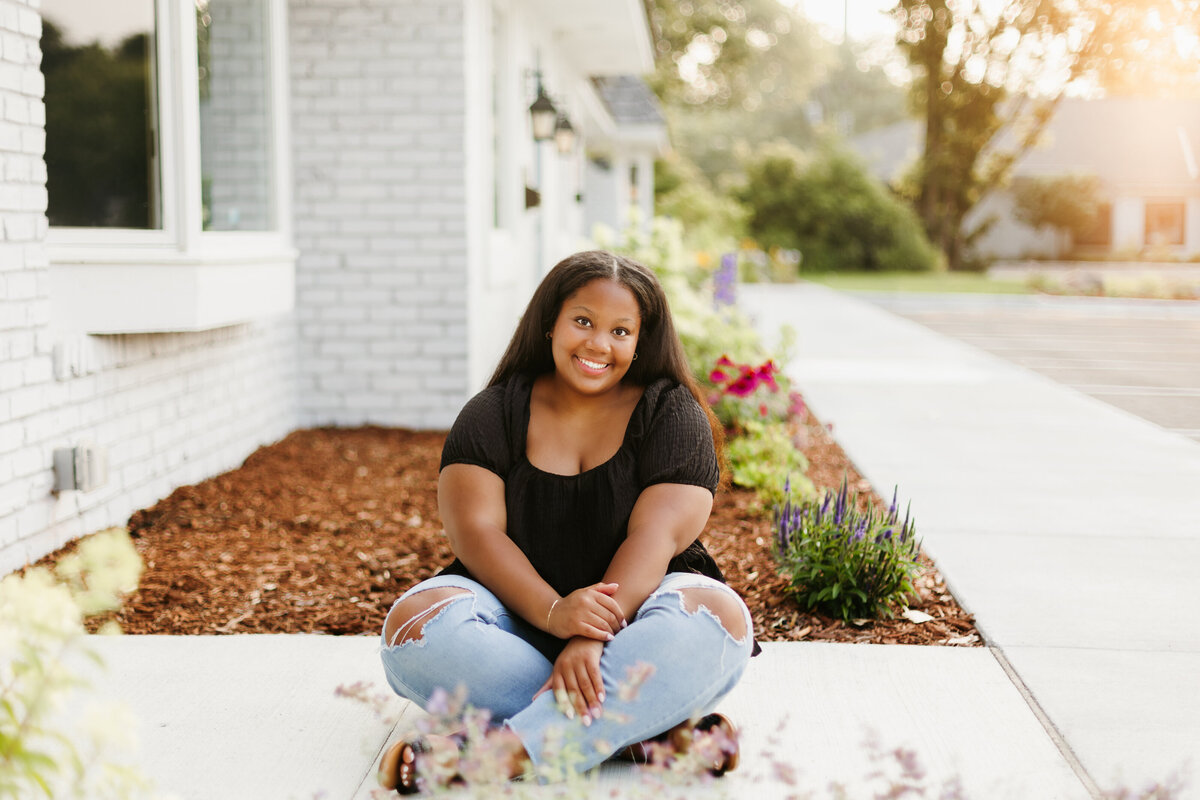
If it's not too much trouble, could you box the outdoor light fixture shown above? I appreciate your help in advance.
[528,75,557,142]
[554,113,576,154]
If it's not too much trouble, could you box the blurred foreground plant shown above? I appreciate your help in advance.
[772,479,921,622]
[0,527,161,799]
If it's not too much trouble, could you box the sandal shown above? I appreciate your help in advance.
[378,736,430,795]
[616,713,740,776]
[378,732,466,795]
[667,712,740,776]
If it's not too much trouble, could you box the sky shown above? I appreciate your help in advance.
[789,0,899,45]
[41,0,153,47]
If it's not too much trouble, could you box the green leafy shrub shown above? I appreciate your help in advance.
[772,479,921,621]
[653,151,747,254]
[0,528,159,799]
[736,141,943,273]
[726,420,812,507]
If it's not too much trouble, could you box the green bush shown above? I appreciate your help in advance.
[736,142,942,273]
[654,151,747,253]
[726,420,812,507]
[772,480,921,621]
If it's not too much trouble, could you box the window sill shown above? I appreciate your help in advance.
[49,250,296,334]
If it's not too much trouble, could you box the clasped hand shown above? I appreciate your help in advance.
[536,582,625,725]
[544,582,624,641]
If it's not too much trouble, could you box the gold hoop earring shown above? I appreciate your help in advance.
[632,352,638,361]
[545,332,552,340]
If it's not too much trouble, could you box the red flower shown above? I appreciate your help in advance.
[759,403,769,417]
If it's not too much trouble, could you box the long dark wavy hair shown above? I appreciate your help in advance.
[488,250,727,484]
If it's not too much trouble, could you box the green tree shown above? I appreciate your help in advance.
[647,0,911,227]
[42,21,155,228]
[736,141,942,273]
[895,0,1198,269]
[1012,174,1103,257]
[646,0,809,108]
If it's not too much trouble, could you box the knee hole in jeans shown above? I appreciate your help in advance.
[678,587,748,642]
[384,587,472,646]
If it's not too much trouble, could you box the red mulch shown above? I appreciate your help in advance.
[36,412,979,646]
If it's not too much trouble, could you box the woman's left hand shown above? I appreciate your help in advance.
[533,637,606,725]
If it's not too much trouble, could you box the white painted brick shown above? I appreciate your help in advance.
[0,515,18,549]
[365,271,420,288]
[0,360,20,389]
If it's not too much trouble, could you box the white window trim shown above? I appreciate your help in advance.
[46,0,295,335]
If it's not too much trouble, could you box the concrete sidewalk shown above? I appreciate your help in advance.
[87,635,1089,799]
[78,283,1197,798]
[740,283,1200,797]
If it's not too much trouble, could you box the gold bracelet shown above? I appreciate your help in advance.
[546,598,560,632]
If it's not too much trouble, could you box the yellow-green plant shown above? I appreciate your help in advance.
[0,527,161,799]
[726,420,813,507]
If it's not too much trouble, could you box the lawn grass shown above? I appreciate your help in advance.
[799,271,1032,294]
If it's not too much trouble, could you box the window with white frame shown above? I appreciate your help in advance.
[1145,201,1185,247]
[42,3,160,229]
[42,0,293,334]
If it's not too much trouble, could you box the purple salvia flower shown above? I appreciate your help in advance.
[714,252,737,308]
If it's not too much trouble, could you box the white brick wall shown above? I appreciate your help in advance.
[0,1,300,574]
[290,0,470,430]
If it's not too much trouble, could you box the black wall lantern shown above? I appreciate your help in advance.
[528,74,558,142]
[554,113,576,154]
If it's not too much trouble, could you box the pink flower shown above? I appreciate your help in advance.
[726,374,757,398]
[756,361,779,391]
[759,403,769,417]
[709,368,728,384]
[716,355,735,367]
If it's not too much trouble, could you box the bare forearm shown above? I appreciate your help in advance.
[601,529,678,622]
[603,483,713,620]
[452,527,558,628]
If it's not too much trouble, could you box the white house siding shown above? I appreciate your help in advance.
[0,2,300,574]
[289,0,470,430]
[1112,197,1146,253]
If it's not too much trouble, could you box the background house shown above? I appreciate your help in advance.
[850,97,1200,261]
[0,0,666,574]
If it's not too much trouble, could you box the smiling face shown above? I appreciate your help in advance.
[549,278,642,398]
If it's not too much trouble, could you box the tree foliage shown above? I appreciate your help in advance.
[42,21,155,228]
[646,0,911,237]
[894,0,1199,269]
[646,0,809,108]
[1012,174,1102,237]
[736,142,942,273]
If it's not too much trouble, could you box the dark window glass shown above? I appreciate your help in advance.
[42,3,160,229]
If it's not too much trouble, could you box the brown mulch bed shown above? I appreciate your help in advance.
[37,413,979,646]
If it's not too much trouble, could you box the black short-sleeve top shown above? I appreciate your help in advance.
[437,373,726,596]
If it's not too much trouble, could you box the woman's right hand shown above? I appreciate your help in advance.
[545,582,625,640]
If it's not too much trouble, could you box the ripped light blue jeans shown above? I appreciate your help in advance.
[379,572,753,774]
